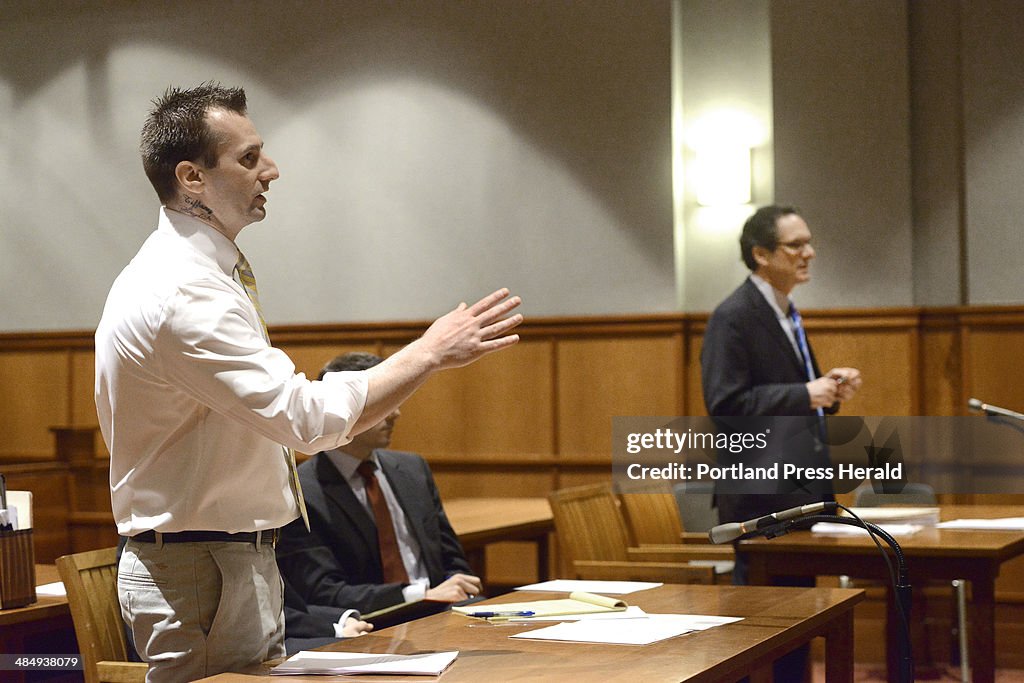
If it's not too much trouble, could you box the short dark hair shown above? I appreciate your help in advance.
[739,204,801,270]
[140,82,248,203]
[317,351,383,381]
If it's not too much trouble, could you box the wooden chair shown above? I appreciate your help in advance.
[618,486,684,545]
[56,547,148,683]
[618,483,734,578]
[547,483,723,585]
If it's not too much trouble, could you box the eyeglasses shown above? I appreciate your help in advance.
[776,240,812,253]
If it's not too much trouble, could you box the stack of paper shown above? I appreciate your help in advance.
[936,517,1024,531]
[270,650,458,676]
[812,522,922,536]
[845,506,941,526]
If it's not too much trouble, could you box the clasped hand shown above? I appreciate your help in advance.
[807,367,862,409]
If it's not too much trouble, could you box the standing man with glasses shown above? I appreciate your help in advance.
[700,204,861,679]
[95,82,522,682]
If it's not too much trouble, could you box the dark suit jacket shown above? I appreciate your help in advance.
[701,278,835,524]
[281,574,350,653]
[276,449,472,620]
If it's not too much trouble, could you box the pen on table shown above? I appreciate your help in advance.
[468,610,535,618]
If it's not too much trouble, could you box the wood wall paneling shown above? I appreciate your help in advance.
[0,351,71,461]
[556,335,684,457]
[278,343,387,385]
[70,350,98,431]
[808,320,917,416]
[385,340,555,460]
[6,308,1024,664]
[919,313,961,416]
[962,325,1024,413]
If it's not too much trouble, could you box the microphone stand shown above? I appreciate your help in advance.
[751,514,914,683]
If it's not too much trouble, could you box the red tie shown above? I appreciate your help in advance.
[356,460,409,584]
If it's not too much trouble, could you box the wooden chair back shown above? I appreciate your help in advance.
[548,483,631,563]
[56,547,147,683]
[548,484,717,585]
[618,485,685,545]
[575,560,715,585]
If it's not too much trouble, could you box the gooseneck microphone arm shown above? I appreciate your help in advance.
[968,397,1024,421]
[718,505,913,683]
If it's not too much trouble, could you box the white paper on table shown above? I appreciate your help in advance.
[811,522,922,536]
[644,613,744,630]
[509,613,739,646]
[269,650,458,676]
[935,517,1024,531]
[35,581,67,597]
[514,579,662,594]
[507,605,649,622]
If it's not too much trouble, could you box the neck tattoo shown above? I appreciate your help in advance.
[179,195,214,220]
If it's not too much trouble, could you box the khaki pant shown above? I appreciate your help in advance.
[119,539,285,682]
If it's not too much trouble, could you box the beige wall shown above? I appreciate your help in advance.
[0,0,675,331]
[4,1,1024,332]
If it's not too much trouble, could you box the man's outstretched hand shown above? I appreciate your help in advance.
[419,288,523,370]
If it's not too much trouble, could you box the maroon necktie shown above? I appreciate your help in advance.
[356,460,410,584]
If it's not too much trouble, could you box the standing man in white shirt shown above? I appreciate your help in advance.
[95,83,521,682]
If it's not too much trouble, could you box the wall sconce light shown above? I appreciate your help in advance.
[693,143,751,206]
[687,110,762,207]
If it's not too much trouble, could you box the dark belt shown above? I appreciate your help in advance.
[131,529,279,547]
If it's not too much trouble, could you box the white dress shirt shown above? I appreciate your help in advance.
[326,449,431,602]
[96,208,368,535]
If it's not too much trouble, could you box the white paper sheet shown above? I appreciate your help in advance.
[35,581,66,597]
[270,650,458,676]
[509,614,741,646]
[514,579,662,594]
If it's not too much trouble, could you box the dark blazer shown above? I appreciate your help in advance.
[276,449,472,618]
[701,278,835,524]
[282,575,348,653]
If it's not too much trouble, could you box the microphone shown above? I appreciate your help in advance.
[967,397,1024,421]
[708,501,838,544]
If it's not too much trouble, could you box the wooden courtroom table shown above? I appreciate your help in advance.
[0,500,552,665]
[193,584,863,683]
[740,504,1024,683]
[443,497,553,584]
[0,565,77,683]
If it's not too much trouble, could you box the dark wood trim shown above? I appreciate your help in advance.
[11,306,1024,352]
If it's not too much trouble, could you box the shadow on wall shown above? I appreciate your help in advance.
[0,0,674,275]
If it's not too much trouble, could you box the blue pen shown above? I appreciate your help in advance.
[468,610,535,618]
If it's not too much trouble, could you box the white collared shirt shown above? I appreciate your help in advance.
[96,207,368,535]
[327,449,431,601]
[749,274,803,361]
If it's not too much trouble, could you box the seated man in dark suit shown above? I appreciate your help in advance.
[276,352,481,633]
[282,575,371,654]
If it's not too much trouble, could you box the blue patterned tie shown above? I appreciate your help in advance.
[234,252,310,531]
[789,303,825,419]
